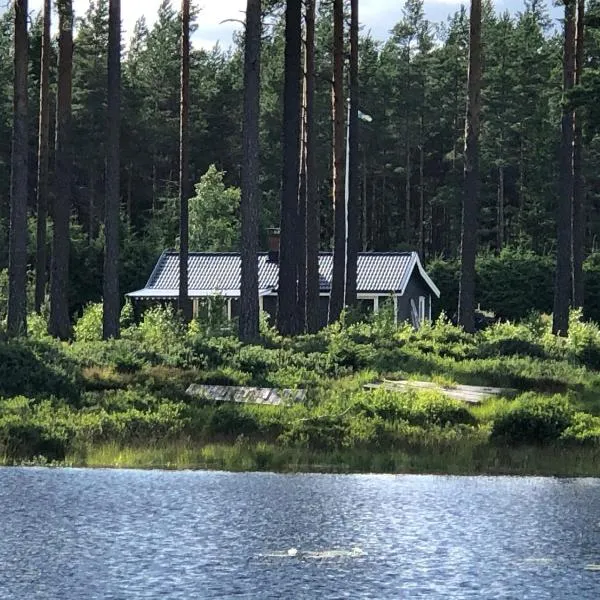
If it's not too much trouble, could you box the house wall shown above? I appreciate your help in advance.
[397,274,432,325]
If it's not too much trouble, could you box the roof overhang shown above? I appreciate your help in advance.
[399,254,441,298]
[127,288,274,299]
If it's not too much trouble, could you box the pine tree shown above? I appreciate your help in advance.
[34,0,51,314]
[239,0,261,342]
[572,0,585,308]
[277,0,302,335]
[49,0,74,340]
[304,0,320,333]
[345,0,359,308]
[7,0,28,338]
[553,0,576,336]
[103,0,121,339]
[178,0,192,323]
[458,0,482,333]
[328,0,345,323]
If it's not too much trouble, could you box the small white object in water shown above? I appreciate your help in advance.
[287,548,298,557]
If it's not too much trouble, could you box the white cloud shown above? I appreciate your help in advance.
[26,0,245,49]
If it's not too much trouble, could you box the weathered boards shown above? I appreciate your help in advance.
[364,379,517,404]
[186,384,306,406]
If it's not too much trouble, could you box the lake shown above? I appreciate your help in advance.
[1,468,600,598]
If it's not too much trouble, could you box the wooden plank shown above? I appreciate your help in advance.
[186,384,306,406]
[364,379,517,405]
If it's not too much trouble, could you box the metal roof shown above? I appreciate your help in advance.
[127,251,440,299]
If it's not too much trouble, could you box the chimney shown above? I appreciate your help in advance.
[267,227,280,263]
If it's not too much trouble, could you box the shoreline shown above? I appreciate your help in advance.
[4,440,600,478]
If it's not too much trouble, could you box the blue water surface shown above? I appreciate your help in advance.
[1,468,599,599]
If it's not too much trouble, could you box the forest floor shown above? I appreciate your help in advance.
[3,306,600,475]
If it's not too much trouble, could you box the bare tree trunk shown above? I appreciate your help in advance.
[457,0,482,333]
[8,0,29,337]
[126,161,133,230]
[49,0,73,340]
[328,0,345,323]
[362,148,368,251]
[277,0,302,335]
[304,0,319,333]
[103,0,121,338]
[345,0,359,308]
[297,30,307,332]
[405,121,411,244]
[88,164,95,244]
[572,0,585,309]
[418,113,425,260]
[34,0,50,314]
[239,0,261,342]
[497,164,505,250]
[177,0,192,324]
[553,0,576,336]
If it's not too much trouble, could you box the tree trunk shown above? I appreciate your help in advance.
[239,0,261,342]
[277,0,302,335]
[88,164,95,244]
[457,0,482,333]
[49,0,73,340]
[34,0,50,315]
[344,0,359,309]
[7,0,29,337]
[419,113,425,260]
[177,0,192,324]
[297,32,307,332]
[328,0,345,324]
[497,164,505,250]
[304,0,320,333]
[362,147,368,251]
[127,161,133,230]
[103,0,121,338]
[572,0,585,309]
[553,0,576,336]
[405,120,411,244]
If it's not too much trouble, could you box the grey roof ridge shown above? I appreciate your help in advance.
[161,250,416,256]
[146,249,169,287]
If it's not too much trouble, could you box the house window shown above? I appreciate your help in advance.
[357,298,375,316]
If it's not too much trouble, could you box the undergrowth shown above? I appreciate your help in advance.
[2,305,600,472]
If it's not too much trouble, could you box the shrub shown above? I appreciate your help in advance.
[0,340,80,402]
[561,412,600,445]
[491,393,573,444]
[0,397,70,460]
[203,404,261,438]
[74,303,104,342]
[360,389,476,428]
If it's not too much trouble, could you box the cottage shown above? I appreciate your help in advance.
[128,244,440,328]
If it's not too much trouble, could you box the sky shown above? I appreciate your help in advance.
[22,0,558,51]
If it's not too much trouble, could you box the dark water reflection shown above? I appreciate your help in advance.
[1,468,600,598]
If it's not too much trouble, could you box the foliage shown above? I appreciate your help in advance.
[491,393,574,445]
[188,165,241,251]
[4,305,600,470]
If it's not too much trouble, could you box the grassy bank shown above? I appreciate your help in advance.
[64,440,600,477]
[3,305,600,475]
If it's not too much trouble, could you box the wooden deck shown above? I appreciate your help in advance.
[186,384,306,406]
[364,379,517,404]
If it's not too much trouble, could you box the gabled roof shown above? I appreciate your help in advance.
[127,251,440,299]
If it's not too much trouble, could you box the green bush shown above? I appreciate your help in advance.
[74,303,104,342]
[0,340,80,402]
[203,404,261,438]
[561,412,600,445]
[491,393,573,444]
[359,389,477,428]
[0,397,70,461]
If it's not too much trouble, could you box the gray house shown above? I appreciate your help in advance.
[128,249,440,328]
